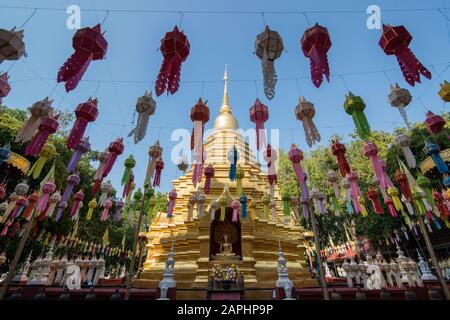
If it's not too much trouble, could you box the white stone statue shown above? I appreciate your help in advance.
[86,256,97,285]
[158,241,176,300]
[12,251,32,282]
[416,250,437,281]
[275,241,295,300]
[365,263,382,290]
[93,256,105,286]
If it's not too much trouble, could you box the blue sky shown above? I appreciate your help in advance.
[0,0,449,193]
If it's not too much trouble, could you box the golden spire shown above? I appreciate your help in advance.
[221,64,231,114]
[214,65,238,130]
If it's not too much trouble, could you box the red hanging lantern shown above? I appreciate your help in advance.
[379,24,431,86]
[24,114,59,157]
[0,72,11,104]
[153,157,164,188]
[190,98,210,187]
[367,187,384,215]
[432,190,448,217]
[301,23,332,88]
[57,24,108,92]
[155,26,190,96]
[394,170,411,200]
[67,97,98,150]
[102,137,124,179]
[249,98,269,151]
[425,111,445,135]
[331,140,351,178]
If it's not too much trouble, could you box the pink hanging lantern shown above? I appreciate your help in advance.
[100,199,112,222]
[24,114,59,157]
[263,144,278,186]
[301,23,332,88]
[57,24,108,92]
[190,98,210,187]
[249,98,269,151]
[379,24,431,86]
[231,199,241,222]
[70,189,84,220]
[0,72,11,104]
[36,179,56,213]
[288,144,309,199]
[167,189,177,219]
[203,164,215,195]
[67,137,90,173]
[67,98,98,149]
[363,141,386,198]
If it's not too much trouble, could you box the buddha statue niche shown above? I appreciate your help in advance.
[220,234,233,254]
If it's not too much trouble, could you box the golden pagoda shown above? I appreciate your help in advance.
[134,67,316,299]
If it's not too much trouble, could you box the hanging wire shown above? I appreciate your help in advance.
[9,61,450,85]
[295,77,303,96]
[302,12,311,26]
[20,8,37,28]
[179,11,184,28]
[101,10,110,25]
[338,74,350,92]
[49,82,58,98]
[261,12,267,29]
[93,81,101,96]
[0,5,448,14]
[382,70,394,84]
[6,61,18,73]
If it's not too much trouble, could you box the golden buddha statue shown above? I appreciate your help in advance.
[219,234,233,254]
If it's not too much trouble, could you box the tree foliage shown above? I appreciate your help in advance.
[277,112,449,250]
[0,106,168,266]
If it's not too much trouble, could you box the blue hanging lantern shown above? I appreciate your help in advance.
[444,176,450,188]
[240,194,247,219]
[0,145,10,166]
[227,145,239,181]
[424,141,449,175]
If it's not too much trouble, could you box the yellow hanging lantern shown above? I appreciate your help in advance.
[86,198,97,221]
[235,166,244,197]
[26,143,56,179]
[438,80,450,102]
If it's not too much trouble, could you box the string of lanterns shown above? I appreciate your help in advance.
[0,9,448,259]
